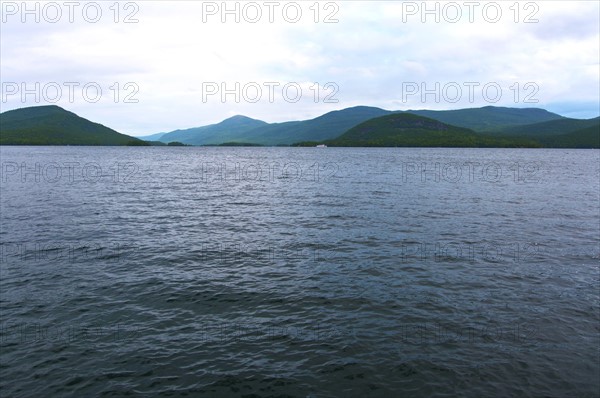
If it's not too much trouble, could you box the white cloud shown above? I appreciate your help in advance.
[1,0,598,135]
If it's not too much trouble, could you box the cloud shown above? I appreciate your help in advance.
[1,0,598,135]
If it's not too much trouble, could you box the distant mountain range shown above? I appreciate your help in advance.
[150,105,568,146]
[1,105,598,148]
[0,105,142,145]
[145,106,392,145]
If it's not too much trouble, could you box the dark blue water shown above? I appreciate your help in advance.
[1,146,599,397]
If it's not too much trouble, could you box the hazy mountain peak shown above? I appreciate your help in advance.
[225,114,259,121]
[219,115,267,125]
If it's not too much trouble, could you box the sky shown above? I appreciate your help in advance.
[1,0,599,136]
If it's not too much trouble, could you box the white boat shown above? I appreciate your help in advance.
[316,144,327,148]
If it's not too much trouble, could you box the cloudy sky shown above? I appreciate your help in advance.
[1,0,599,136]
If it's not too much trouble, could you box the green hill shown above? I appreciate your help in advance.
[325,113,540,147]
[0,105,142,145]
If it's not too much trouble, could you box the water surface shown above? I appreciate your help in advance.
[1,147,599,397]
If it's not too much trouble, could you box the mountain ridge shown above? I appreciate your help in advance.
[1,105,597,148]
[152,105,567,145]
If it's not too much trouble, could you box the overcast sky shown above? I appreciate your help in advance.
[1,0,599,136]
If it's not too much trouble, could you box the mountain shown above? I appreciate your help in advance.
[407,106,564,132]
[158,115,268,145]
[324,113,540,147]
[0,105,142,145]
[4,104,593,147]
[154,106,566,146]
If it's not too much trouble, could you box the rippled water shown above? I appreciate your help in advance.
[1,146,599,397]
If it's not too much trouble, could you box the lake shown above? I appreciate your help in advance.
[1,146,599,397]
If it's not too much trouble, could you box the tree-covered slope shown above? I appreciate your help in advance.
[0,105,142,145]
[326,113,540,147]
[409,106,564,132]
